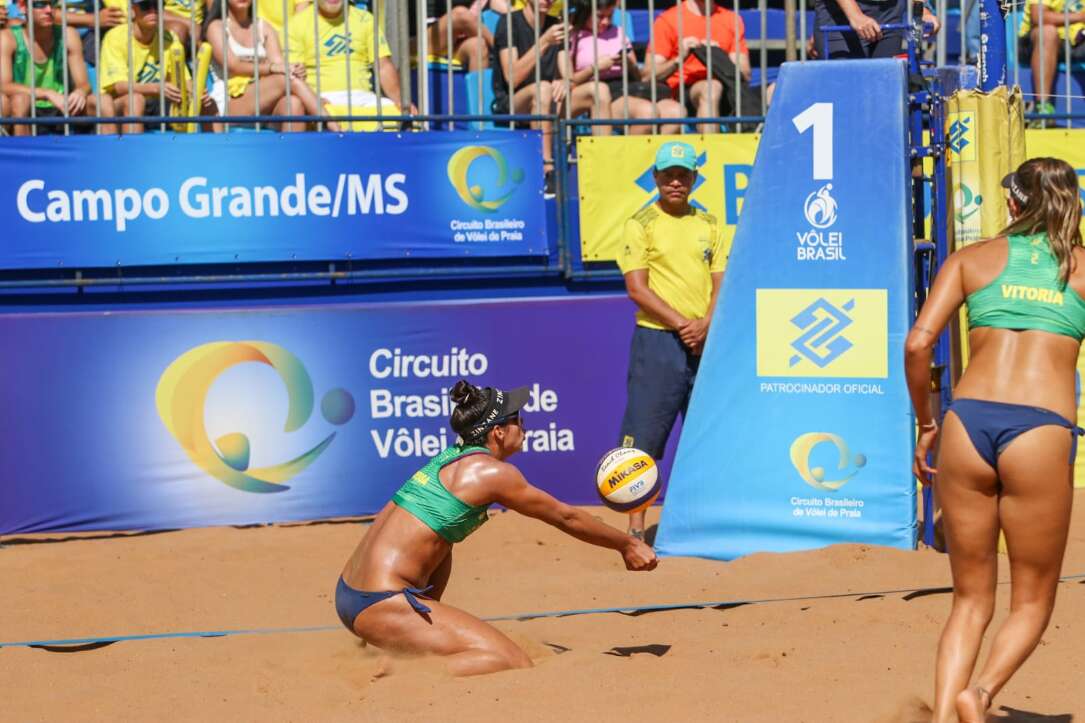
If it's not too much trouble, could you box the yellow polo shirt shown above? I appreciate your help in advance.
[99,25,188,93]
[286,4,391,96]
[618,204,728,331]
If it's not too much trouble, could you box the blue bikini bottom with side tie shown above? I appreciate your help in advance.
[946,398,1085,470]
[334,576,434,632]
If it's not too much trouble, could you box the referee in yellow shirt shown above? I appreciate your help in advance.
[617,140,728,539]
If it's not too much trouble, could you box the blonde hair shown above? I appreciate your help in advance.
[1000,157,1084,286]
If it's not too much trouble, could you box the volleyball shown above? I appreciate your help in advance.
[595,447,660,514]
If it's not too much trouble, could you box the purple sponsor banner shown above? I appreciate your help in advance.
[0,295,679,534]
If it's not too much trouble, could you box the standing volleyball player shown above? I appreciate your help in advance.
[616,141,727,539]
[905,157,1085,722]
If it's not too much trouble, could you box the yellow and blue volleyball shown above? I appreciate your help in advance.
[594,447,660,513]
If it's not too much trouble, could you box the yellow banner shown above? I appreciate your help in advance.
[577,133,760,262]
[946,87,1026,248]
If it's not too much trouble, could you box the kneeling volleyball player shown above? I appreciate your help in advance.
[335,379,657,676]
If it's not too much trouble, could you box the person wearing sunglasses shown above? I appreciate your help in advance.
[0,0,116,134]
[334,378,657,676]
[98,0,214,133]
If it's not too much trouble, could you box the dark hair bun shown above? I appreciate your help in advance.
[449,380,483,406]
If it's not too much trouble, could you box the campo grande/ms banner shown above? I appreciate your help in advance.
[0,131,547,269]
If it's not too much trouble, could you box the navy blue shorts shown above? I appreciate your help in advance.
[618,326,700,460]
[816,0,906,59]
[334,576,433,633]
[946,398,1084,470]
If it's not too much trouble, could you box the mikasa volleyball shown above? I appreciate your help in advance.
[595,448,661,514]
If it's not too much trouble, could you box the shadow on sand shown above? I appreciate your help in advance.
[993,706,1073,722]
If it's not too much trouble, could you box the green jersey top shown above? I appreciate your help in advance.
[967,232,1085,341]
[391,444,493,543]
[13,27,66,111]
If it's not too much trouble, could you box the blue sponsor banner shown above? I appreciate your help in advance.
[0,294,671,535]
[0,131,547,269]
[655,60,917,560]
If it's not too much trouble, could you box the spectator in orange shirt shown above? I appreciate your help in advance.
[649,0,750,134]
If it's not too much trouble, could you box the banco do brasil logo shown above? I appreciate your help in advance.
[447,145,524,212]
[755,289,888,378]
[156,341,354,493]
[790,297,853,368]
[947,112,976,161]
[803,183,837,229]
[790,432,866,491]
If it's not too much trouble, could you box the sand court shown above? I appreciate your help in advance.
[3,496,1085,721]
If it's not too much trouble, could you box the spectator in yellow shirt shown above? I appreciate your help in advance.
[286,0,415,125]
[99,0,215,132]
[205,0,332,131]
[162,0,210,47]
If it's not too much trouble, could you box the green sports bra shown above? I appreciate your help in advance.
[967,232,1085,341]
[391,444,492,544]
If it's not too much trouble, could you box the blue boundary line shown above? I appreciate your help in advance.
[4,573,1084,650]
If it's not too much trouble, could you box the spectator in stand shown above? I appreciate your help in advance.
[162,0,209,47]
[815,0,939,60]
[410,0,491,71]
[49,0,126,70]
[0,0,116,135]
[99,0,214,133]
[566,0,683,135]
[205,0,330,131]
[492,0,611,195]
[648,0,751,134]
[255,0,305,47]
[288,0,415,130]
[1018,0,1085,123]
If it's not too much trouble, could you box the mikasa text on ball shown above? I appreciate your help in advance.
[595,447,660,513]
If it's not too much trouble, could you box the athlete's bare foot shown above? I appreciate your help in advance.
[955,686,990,723]
[371,656,396,680]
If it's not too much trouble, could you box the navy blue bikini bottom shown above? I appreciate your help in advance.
[334,576,433,632]
[946,398,1085,470]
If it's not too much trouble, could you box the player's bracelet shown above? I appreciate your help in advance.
[920,420,938,431]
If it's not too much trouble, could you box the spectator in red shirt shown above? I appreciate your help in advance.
[649,0,750,134]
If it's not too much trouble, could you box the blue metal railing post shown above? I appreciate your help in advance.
[978,0,1007,91]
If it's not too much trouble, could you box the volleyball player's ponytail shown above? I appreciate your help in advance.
[1001,157,1083,286]
[449,380,490,445]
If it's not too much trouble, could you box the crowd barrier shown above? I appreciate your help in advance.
[2,0,1080,138]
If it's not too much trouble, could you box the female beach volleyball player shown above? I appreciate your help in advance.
[905,157,1085,722]
[335,380,658,676]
